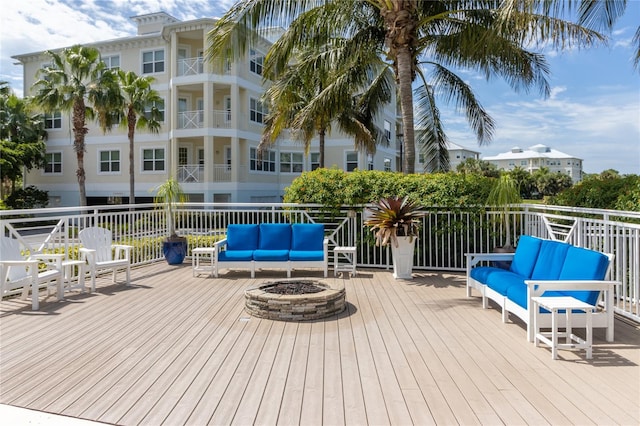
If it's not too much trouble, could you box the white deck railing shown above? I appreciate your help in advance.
[1,203,638,322]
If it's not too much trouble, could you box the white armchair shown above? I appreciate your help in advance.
[79,227,133,292]
[0,237,64,310]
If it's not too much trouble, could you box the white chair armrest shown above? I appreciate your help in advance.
[525,279,619,296]
[112,244,133,261]
[466,252,515,269]
[31,253,64,270]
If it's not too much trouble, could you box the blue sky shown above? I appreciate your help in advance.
[1,0,638,174]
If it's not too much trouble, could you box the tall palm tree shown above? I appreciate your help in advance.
[260,38,393,167]
[114,70,162,205]
[207,0,604,174]
[32,45,119,206]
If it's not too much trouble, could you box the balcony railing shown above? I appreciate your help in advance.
[177,164,232,183]
[177,110,232,129]
[1,203,638,322]
[177,57,204,76]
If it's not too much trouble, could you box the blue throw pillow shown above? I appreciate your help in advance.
[226,224,259,251]
[530,240,570,280]
[291,224,324,251]
[259,224,292,250]
[509,235,543,278]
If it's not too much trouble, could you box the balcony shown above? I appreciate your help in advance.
[177,164,232,183]
[177,110,232,129]
[177,57,204,76]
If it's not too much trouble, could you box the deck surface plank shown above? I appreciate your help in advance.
[1,263,638,425]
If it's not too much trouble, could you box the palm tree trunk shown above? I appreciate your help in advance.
[73,98,88,206]
[318,128,326,168]
[128,108,137,208]
[396,47,415,174]
[381,1,417,174]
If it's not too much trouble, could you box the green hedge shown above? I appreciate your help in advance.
[283,168,494,207]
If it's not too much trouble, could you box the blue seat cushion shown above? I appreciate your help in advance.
[290,250,324,261]
[259,224,292,250]
[509,235,543,278]
[226,224,259,251]
[530,240,570,280]
[486,270,526,296]
[253,249,290,261]
[218,250,254,262]
[470,266,504,284]
[291,224,325,251]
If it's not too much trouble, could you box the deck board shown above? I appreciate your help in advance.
[1,263,639,425]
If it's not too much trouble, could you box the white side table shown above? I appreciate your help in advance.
[532,296,594,360]
[61,260,86,297]
[334,246,357,277]
[192,247,217,277]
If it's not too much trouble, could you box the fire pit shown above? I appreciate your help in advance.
[245,279,346,321]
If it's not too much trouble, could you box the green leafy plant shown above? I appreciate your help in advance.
[364,196,425,247]
[152,177,187,239]
[487,174,522,248]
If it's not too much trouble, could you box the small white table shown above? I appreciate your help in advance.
[532,296,594,360]
[61,260,86,297]
[192,247,217,277]
[334,246,357,277]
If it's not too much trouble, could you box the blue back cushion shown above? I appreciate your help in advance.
[509,235,543,278]
[291,224,325,251]
[226,224,259,251]
[259,224,292,250]
[557,246,610,305]
[530,240,570,280]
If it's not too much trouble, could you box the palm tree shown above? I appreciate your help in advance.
[0,83,47,196]
[32,45,119,206]
[259,38,392,167]
[114,70,162,205]
[207,1,603,174]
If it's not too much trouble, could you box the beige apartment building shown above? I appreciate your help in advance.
[483,144,583,182]
[14,12,400,206]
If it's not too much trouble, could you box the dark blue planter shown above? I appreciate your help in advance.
[163,239,187,265]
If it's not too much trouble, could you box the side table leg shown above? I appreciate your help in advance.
[551,309,558,360]
[586,308,593,359]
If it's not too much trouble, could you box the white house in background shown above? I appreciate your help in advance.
[483,144,583,182]
[13,12,399,207]
[415,140,480,172]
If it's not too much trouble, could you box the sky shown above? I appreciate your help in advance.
[1,0,638,175]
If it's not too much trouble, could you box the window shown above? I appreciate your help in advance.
[384,158,391,172]
[44,152,62,174]
[280,152,304,173]
[142,49,165,74]
[99,150,120,173]
[346,152,358,172]
[44,111,62,129]
[250,147,275,172]
[144,99,165,122]
[103,54,120,70]
[310,152,320,171]
[521,160,528,166]
[250,97,267,124]
[142,148,165,172]
[224,96,231,122]
[367,154,374,171]
[178,147,188,166]
[249,49,264,76]
[384,120,391,142]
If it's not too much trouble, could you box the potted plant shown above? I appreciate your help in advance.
[364,196,425,279]
[487,174,522,265]
[153,177,188,264]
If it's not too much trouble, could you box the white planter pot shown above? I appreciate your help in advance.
[391,236,416,279]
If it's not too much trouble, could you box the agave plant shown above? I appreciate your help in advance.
[364,196,425,247]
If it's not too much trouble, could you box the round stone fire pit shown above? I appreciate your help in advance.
[245,279,345,321]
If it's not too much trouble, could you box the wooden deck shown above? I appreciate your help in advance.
[1,263,639,425]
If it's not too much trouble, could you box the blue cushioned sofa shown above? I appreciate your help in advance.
[466,235,618,342]
[213,223,328,278]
